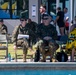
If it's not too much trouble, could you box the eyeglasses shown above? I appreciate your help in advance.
[42,18,49,20]
[20,19,25,21]
[20,19,27,21]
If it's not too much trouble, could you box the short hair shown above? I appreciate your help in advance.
[57,7,61,10]
[40,4,46,9]
[64,7,68,10]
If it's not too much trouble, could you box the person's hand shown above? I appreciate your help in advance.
[43,36,52,40]
[13,45,17,50]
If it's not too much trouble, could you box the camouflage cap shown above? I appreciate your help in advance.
[20,15,27,21]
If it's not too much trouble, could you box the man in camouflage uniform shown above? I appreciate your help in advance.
[34,14,59,62]
[12,17,37,62]
[0,19,8,34]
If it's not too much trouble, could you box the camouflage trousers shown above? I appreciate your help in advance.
[35,39,59,61]
[16,39,29,54]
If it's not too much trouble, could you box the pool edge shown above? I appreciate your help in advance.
[0,62,76,70]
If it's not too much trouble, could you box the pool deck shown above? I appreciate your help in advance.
[0,61,76,70]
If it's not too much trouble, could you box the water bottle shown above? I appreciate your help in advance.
[8,53,11,61]
[62,54,64,62]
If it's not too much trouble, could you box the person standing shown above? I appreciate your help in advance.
[64,7,69,35]
[54,7,65,36]
[39,4,47,15]
[39,4,47,23]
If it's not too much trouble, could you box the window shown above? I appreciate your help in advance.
[0,0,29,19]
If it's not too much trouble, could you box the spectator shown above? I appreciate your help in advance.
[0,19,8,34]
[39,4,47,15]
[34,14,59,62]
[66,16,76,61]
[12,16,36,62]
[54,7,65,36]
[39,4,47,23]
[64,7,69,35]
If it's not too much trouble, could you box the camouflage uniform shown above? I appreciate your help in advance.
[37,23,58,40]
[0,24,8,47]
[0,24,8,34]
[35,23,59,62]
[12,24,37,61]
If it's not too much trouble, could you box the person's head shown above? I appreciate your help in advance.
[0,19,4,25]
[57,7,61,12]
[42,14,50,25]
[64,7,68,13]
[39,4,46,14]
[20,16,27,27]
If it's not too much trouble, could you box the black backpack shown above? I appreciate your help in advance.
[56,51,68,62]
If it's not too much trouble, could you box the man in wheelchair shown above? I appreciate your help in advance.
[34,14,59,62]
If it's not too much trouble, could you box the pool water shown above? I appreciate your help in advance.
[0,70,76,75]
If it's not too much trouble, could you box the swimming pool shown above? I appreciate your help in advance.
[0,70,76,75]
[0,62,76,75]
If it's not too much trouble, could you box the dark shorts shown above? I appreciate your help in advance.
[57,22,65,28]
[65,26,69,30]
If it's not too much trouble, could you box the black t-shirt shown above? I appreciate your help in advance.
[57,11,64,24]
